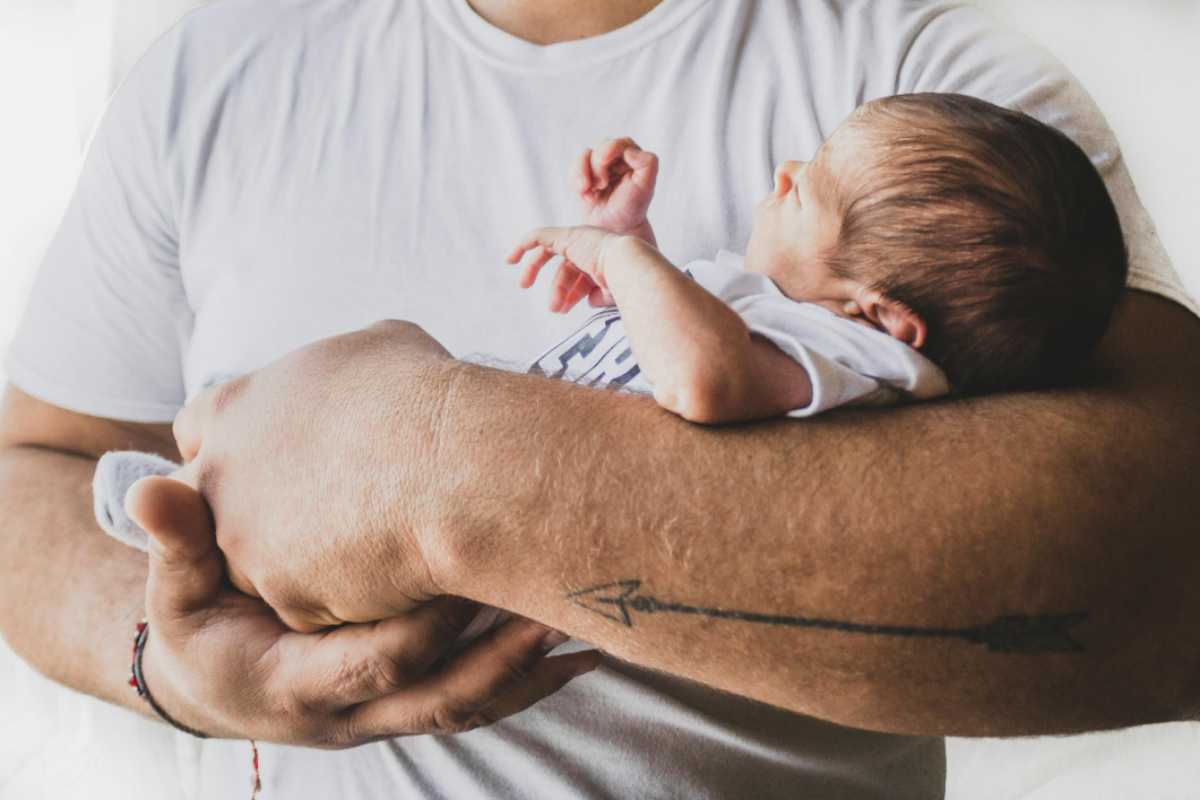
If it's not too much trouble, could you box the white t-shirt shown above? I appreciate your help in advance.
[6,0,1197,797]
[529,250,951,416]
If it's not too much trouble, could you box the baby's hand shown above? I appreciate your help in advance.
[506,225,623,314]
[573,138,658,239]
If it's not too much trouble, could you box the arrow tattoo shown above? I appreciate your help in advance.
[567,579,1087,654]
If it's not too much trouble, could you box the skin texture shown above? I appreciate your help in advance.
[169,291,1200,736]
[0,385,599,743]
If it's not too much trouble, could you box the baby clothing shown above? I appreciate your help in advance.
[528,249,951,412]
[92,450,178,552]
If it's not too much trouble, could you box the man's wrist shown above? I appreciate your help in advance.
[136,626,222,737]
[395,355,479,599]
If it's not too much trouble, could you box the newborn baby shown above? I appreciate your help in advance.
[507,93,1129,421]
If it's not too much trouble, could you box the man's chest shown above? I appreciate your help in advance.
[169,35,817,399]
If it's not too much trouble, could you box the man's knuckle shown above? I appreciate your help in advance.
[432,702,483,735]
[280,681,320,725]
[365,652,410,694]
[309,717,358,750]
[473,705,502,728]
[497,654,533,687]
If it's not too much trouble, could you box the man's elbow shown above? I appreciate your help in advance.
[1074,544,1200,729]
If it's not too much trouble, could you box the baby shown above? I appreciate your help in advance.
[507,93,1129,422]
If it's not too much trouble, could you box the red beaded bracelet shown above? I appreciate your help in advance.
[131,620,263,798]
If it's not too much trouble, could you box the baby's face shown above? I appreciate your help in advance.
[745,122,866,319]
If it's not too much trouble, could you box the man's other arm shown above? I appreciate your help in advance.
[0,386,174,713]
[426,290,1200,736]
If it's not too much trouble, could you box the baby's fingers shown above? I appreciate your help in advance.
[550,263,593,314]
[516,246,556,289]
[507,228,569,287]
[508,227,569,262]
[624,148,658,192]
[587,285,616,308]
[573,148,595,196]
[561,270,595,313]
[591,137,637,189]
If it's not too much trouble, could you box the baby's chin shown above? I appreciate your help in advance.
[741,250,771,277]
[742,231,774,274]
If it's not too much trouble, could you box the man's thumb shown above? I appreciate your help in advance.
[126,475,223,616]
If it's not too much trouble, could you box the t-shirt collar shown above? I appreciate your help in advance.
[426,0,713,71]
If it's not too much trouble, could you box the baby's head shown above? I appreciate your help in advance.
[746,93,1128,393]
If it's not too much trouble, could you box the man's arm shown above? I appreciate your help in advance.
[173,292,1200,736]
[0,387,173,712]
[0,385,594,743]
[422,290,1200,736]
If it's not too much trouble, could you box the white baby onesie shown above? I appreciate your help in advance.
[528,250,952,413]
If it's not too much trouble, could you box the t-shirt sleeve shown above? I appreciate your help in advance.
[686,260,952,418]
[3,23,191,422]
[892,3,1198,319]
[738,299,950,418]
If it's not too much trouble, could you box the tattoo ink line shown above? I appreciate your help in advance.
[567,579,1087,654]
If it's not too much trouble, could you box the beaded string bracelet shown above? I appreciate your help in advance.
[129,619,210,739]
[131,620,263,798]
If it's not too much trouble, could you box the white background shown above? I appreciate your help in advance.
[1,2,1198,798]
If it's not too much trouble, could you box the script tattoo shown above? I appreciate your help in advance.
[567,579,1087,654]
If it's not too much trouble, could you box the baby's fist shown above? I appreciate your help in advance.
[573,137,658,239]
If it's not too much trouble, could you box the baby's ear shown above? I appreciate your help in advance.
[857,290,927,349]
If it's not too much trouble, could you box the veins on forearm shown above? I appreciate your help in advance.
[568,579,1088,655]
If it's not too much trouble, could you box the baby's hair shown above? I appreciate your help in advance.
[825,93,1128,393]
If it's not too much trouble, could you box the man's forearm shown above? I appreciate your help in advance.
[0,446,152,717]
[427,292,1200,736]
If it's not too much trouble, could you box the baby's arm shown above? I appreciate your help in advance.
[507,227,812,423]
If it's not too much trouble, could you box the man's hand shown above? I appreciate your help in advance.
[128,472,599,744]
[574,137,658,243]
[507,225,633,313]
[171,320,462,632]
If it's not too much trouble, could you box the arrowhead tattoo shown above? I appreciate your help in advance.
[566,579,1087,654]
